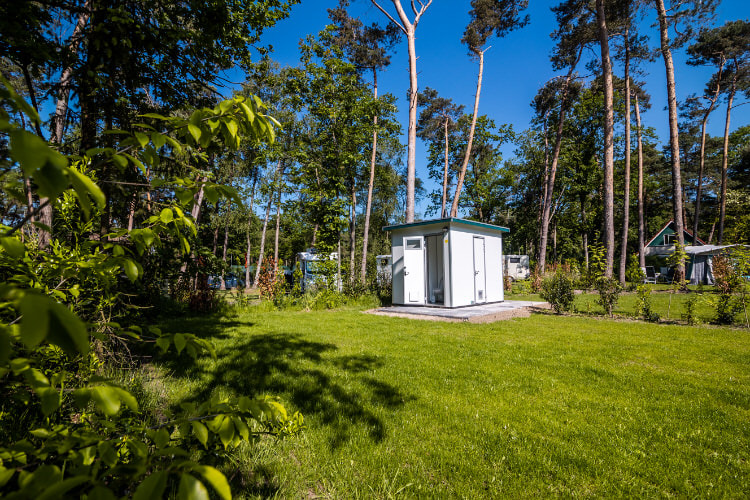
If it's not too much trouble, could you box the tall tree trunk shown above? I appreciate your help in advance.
[211,202,221,256]
[581,193,589,270]
[361,69,379,282]
[692,69,722,243]
[245,173,259,290]
[718,70,736,244]
[451,49,485,218]
[349,182,357,283]
[538,50,581,273]
[254,161,282,285]
[179,176,208,276]
[618,27,632,284]
[273,185,282,274]
[655,0,686,280]
[635,94,646,268]
[371,0,432,222]
[404,24,418,222]
[311,224,319,248]
[597,0,616,279]
[220,221,229,290]
[442,117,450,218]
[40,0,91,248]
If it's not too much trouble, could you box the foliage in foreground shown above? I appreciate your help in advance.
[0,81,301,498]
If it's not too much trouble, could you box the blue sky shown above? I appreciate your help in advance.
[227,1,749,218]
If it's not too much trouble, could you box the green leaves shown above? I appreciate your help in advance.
[18,292,89,356]
[73,384,139,416]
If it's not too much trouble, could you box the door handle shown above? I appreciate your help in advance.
[404,270,409,275]
[475,271,480,275]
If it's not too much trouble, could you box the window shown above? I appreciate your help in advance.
[406,239,422,250]
[663,234,677,245]
[510,257,521,264]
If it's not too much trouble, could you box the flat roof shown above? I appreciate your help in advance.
[382,217,510,233]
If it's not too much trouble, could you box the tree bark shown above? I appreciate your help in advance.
[361,69,379,282]
[618,27,632,284]
[655,0,686,280]
[718,69,736,244]
[597,0,616,279]
[451,49,485,218]
[635,94,646,268]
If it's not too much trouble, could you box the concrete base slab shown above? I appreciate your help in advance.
[366,300,550,323]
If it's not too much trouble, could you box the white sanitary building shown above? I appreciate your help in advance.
[384,218,509,308]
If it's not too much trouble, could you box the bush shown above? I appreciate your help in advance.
[635,285,660,322]
[625,254,645,288]
[540,271,575,314]
[682,292,701,326]
[595,276,622,317]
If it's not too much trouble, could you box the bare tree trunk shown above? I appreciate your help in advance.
[220,221,229,290]
[349,183,357,283]
[451,49,485,218]
[38,2,91,248]
[254,161,282,285]
[361,69,379,282]
[273,186,282,274]
[371,0,433,222]
[582,194,589,271]
[244,174,258,290]
[311,224,319,248]
[694,62,723,242]
[618,28,632,284]
[538,50,581,273]
[127,193,138,231]
[708,220,716,244]
[718,72,736,244]
[254,192,274,286]
[597,0,616,278]
[211,202,221,255]
[635,95,646,268]
[442,117,450,218]
[655,0,686,280]
[179,176,207,275]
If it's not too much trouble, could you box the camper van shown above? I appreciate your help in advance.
[296,249,341,292]
[504,254,530,281]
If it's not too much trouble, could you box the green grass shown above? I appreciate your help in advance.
[151,306,750,498]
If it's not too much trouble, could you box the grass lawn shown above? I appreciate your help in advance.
[150,305,750,498]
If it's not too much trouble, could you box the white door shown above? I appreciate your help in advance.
[403,236,425,304]
[473,237,486,303]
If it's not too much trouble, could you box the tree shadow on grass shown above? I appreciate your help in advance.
[160,314,414,449]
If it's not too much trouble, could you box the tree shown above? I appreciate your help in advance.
[652,0,717,280]
[328,1,401,281]
[417,87,464,217]
[450,0,529,218]
[370,0,433,223]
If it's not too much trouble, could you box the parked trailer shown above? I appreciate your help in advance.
[296,249,341,292]
[503,254,530,281]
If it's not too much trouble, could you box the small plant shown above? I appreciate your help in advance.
[625,254,645,291]
[635,284,660,322]
[713,255,742,325]
[682,292,700,326]
[540,271,575,314]
[530,269,543,293]
[595,276,622,317]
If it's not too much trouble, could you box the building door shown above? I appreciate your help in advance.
[473,236,486,303]
[403,236,425,304]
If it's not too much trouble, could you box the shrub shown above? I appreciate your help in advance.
[540,271,576,314]
[595,276,622,317]
[682,292,700,326]
[625,254,645,288]
[635,285,660,322]
[713,255,742,325]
